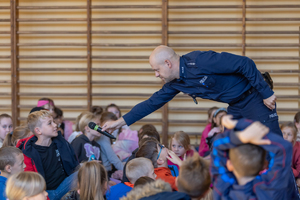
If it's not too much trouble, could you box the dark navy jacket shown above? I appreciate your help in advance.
[211,119,300,200]
[123,51,273,126]
[17,134,79,180]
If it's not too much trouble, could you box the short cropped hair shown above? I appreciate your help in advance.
[0,146,22,170]
[134,176,155,188]
[6,171,46,200]
[126,158,154,184]
[27,110,52,135]
[78,112,98,134]
[136,138,159,168]
[138,129,160,143]
[177,154,211,198]
[229,144,266,177]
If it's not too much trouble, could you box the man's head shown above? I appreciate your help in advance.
[176,154,211,199]
[136,138,168,168]
[227,144,266,178]
[149,45,180,83]
[27,110,57,138]
[0,147,25,177]
[126,158,156,184]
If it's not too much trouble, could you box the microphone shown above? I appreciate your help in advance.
[88,122,116,140]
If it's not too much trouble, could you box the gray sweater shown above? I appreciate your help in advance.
[96,135,124,171]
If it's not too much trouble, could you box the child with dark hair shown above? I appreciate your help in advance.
[2,126,32,147]
[138,124,159,140]
[211,115,299,200]
[294,111,300,142]
[0,114,13,148]
[96,112,124,173]
[134,176,155,188]
[199,106,218,157]
[136,138,182,191]
[92,105,104,117]
[53,107,74,141]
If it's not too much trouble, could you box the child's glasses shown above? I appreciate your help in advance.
[157,143,165,159]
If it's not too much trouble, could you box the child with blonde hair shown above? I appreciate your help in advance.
[71,112,101,163]
[168,131,194,174]
[62,161,108,200]
[281,122,300,187]
[16,110,79,200]
[3,126,32,147]
[68,111,91,143]
[6,171,48,200]
[0,114,13,148]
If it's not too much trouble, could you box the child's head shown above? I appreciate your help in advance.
[126,158,156,184]
[100,112,118,126]
[170,131,190,158]
[136,138,168,168]
[207,106,219,124]
[78,161,107,200]
[211,108,227,128]
[6,171,47,200]
[281,122,297,145]
[138,128,160,142]
[227,144,266,178]
[75,111,91,132]
[27,110,57,138]
[138,124,157,135]
[53,107,63,126]
[105,104,121,119]
[177,154,211,199]
[37,98,55,114]
[92,106,104,118]
[3,126,32,147]
[79,112,100,136]
[294,111,300,131]
[0,113,13,141]
[134,176,155,188]
[0,146,25,177]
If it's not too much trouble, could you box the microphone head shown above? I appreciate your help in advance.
[88,122,96,130]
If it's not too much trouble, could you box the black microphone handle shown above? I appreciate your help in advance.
[97,127,116,140]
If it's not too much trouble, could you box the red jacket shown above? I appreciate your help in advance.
[155,167,177,191]
[292,141,300,178]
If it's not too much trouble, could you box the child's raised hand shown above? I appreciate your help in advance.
[166,150,183,167]
[221,115,237,129]
[237,121,271,145]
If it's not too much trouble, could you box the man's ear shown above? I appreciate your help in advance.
[165,59,172,68]
[226,160,234,172]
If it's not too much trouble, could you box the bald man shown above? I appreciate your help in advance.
[103,45,281,136]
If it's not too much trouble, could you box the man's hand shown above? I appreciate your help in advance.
[263,94,276,110]
[237,121,271,145]
[102,117,126,132]
[222,115,237,130]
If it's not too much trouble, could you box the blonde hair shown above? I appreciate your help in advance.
[75,111,92,132]
[3,126,31,147]
[126,158,153,184]
[170,131,190,150]
[6,171,46,200]
[78,112,98,134]
[78,161,107,200]
[27,110,52,135]
[281,122,297,145]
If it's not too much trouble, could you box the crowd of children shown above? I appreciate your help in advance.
[1,98,300,200]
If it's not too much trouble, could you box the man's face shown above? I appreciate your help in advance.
[150,61,173,83]
[10,153,26,174]
[38,116,58,137]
